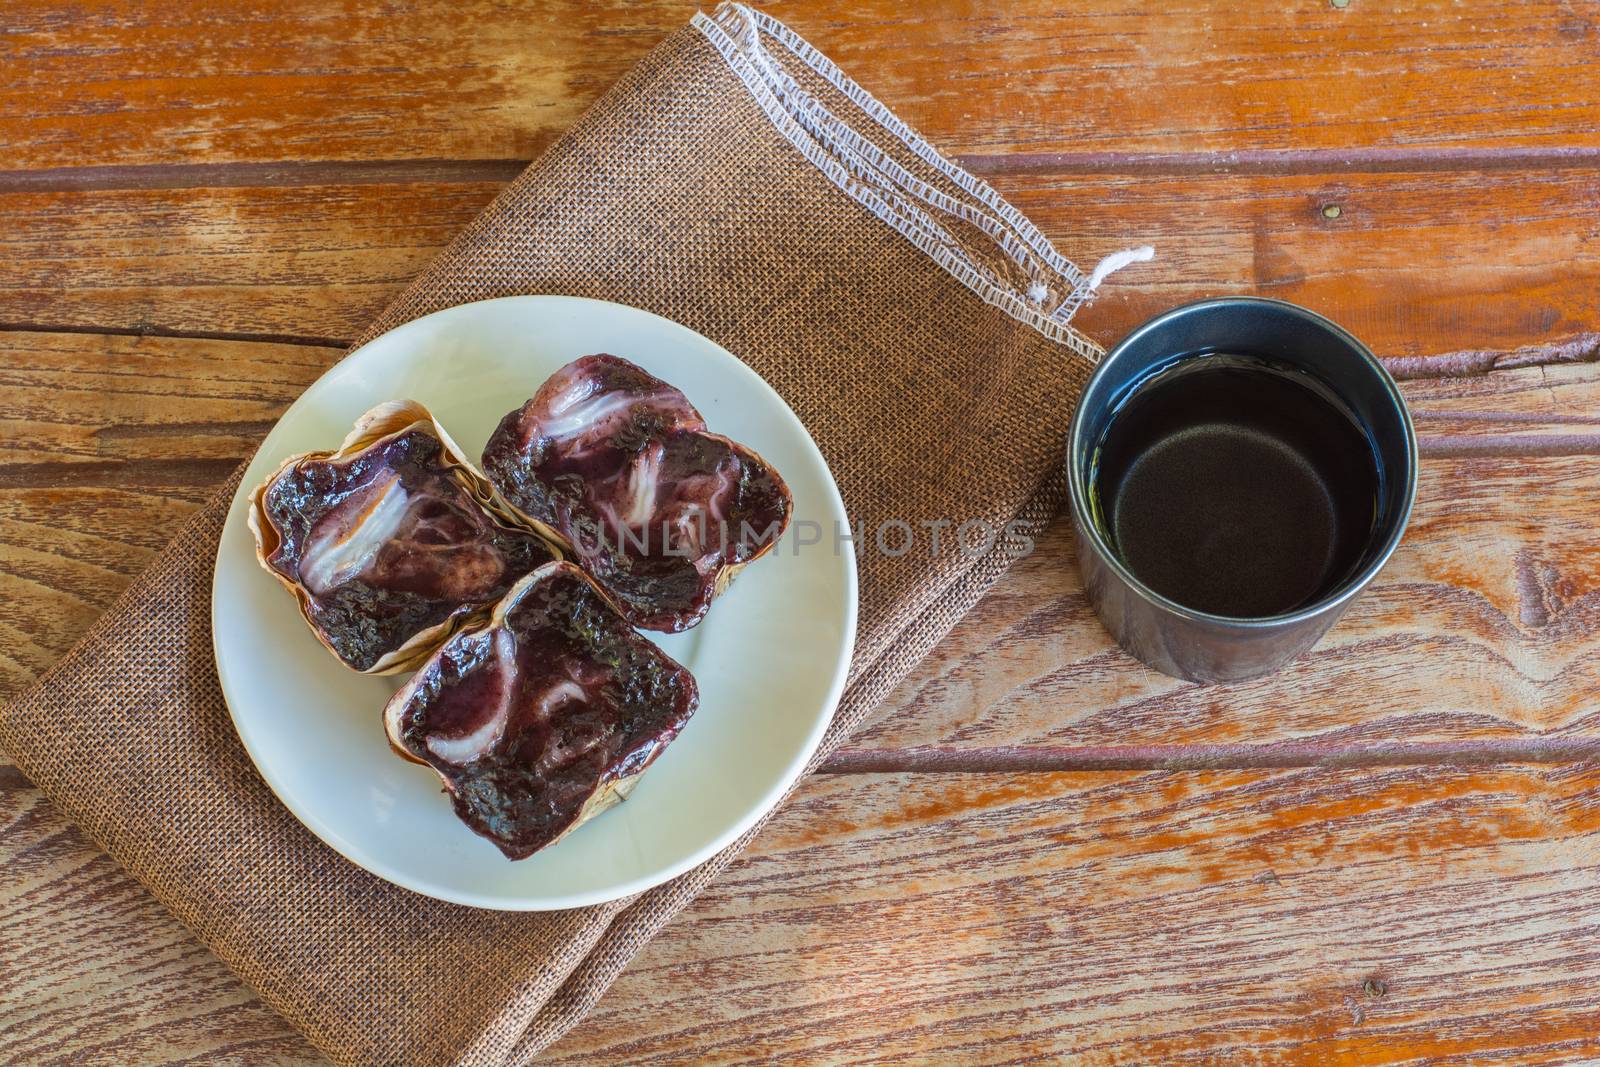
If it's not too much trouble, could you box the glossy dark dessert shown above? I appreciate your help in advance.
[250,401,557,673]
[481,354,792,632]
[383,561,699,859]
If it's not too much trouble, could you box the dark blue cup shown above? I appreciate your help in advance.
[1066,298,1418,683]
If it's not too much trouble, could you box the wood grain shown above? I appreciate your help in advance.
[0,182,502,342]
[0,774,315,1065]
[3,0,1597,173]
[543,763,1600,1065]
[0,332,332,695]
[4,165,1597,358]
[854,455,1600,753]
[3,331,1598,749]
[12,758,1600,1066]
[3,0,1599,1062]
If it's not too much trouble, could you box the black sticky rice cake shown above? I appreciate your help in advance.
[481,354,791,632]
[382,560,699,860]
[249,400,558,673]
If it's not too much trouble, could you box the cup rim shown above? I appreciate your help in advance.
[1066,296,1419,630]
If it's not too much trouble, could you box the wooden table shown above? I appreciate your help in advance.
[4,2,1599,1062]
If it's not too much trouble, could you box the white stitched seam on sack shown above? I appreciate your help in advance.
[692,3,1153,360]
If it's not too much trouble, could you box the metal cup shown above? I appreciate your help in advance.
[1065,297,1418,683]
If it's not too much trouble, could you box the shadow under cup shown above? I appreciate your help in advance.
[1066,298,1418,683]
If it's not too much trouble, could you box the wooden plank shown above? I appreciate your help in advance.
[3,330,1598,743]
[3,0,1597,174]
[856,449,1600,752]
[0,331,331,468]
[0,0,689,174]
[9,760,1600,1064]
[1031,166,1600,359]
[0,332,334,695]
[3,165,1596,361]
[541,764,1600,1065]
[0,181,502,342]
[0,769,320,1065]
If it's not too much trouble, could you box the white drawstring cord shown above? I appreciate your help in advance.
[1085,245,1156,291]
[1033,244,1156,319]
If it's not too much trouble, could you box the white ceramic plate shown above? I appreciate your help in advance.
[213,296,856,910]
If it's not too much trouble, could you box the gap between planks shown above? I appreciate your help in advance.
[6,739,1600,786]
[2,145,1598,194]
[962,144,1600,176]
[820,737,1600,774]
[0,320,349,350]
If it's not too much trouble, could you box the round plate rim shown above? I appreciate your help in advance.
[211,295,857,910]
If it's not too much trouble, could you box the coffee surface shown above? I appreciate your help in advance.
[1090,355,1380,618]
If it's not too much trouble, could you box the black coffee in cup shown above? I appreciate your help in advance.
[1087,354,1382,619]
[1065,298,1417,683]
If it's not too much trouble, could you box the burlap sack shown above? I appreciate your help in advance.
[0,5,1128,1063]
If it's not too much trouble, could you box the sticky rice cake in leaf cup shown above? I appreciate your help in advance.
[482,354,792,633]
[248,400,560,673]
[382,560,699,860]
